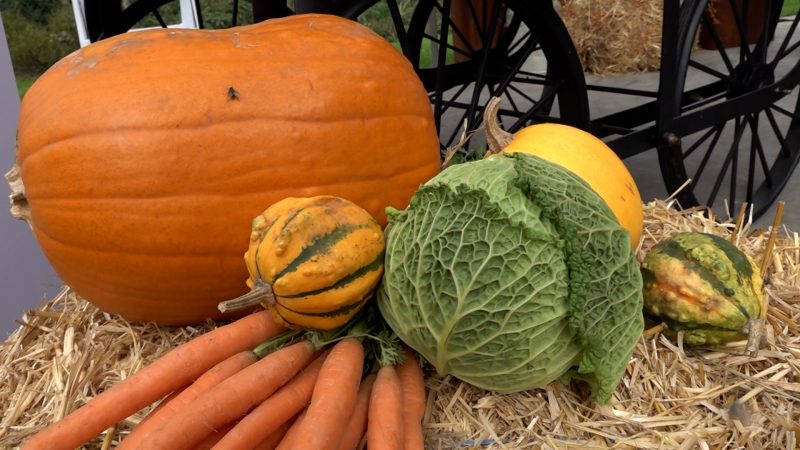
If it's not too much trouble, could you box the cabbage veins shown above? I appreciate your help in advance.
[378,152,643,402]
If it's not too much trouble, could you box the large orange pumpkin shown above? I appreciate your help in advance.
[12,14,441,325]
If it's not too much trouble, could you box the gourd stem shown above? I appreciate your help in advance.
[217,279,275,313]
[484,97,514,154]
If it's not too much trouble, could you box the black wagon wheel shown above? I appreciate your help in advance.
[82,0,285,41]
[657,0,800,219]
[402,0,589,150]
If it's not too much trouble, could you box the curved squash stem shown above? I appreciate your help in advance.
[483,97,514,154]
[217,279,275,313]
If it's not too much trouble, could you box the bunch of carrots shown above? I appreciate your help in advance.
[21,307,427,450]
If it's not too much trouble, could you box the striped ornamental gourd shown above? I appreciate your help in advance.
[219,196,385,330]
[641,232,764,346]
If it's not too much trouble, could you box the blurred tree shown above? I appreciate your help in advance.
[0,0,62,24]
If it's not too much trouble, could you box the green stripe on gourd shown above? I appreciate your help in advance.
[641,232,763,346]
[280,252,385,299]
[273,222,368,282]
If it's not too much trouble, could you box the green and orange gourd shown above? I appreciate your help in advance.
[641,232,764,346]
[218,196,385,331]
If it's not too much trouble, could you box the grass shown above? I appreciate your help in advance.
[15,76,36,99]
[784,0,800,16]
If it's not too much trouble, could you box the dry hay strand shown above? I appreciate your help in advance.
[558,0,663,75]
[0,291,211,448]
[1,199,799,449]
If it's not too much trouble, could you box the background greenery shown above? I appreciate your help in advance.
[3,0,800,98]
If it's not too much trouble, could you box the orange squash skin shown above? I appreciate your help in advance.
[16,14,441,325]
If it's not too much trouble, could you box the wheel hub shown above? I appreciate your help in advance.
[728,61,775,98]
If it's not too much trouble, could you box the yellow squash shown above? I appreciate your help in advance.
[484,98,644,248]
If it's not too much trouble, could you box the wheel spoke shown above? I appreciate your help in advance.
[152,8,167,28]
[488,37,538,103]
[691,124,726,186]
[747,113,773,192]
[683,125,722,159]
[420,33,474,59]
[463,0,505,130]
[431,1,478,55]
[231,0,239,27]
[385,0,410,54]
[780,40,800,59]
[509,80,563,129]
[701,13,736,73]
[765,107,793,158]
[515,69,553,82]
[507,83,538,105]
[755,0,775,64]
[508,30,533,55]
[770,103,795,119]
[504,88,521,114]
[687,59,733,83]
[431,0,452,131]
[429,82,472,117]
[681,90,728,114]
[727,0,754,65]
[708,116,747,208]
[465,0,488,44]
[775,11,800,63]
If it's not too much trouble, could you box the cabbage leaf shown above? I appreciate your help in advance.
[378,152,643,402]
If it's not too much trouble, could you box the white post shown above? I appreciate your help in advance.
[0,13,62,338]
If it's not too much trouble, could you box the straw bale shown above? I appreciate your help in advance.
[558,0,663,75]
[1,199,799,449]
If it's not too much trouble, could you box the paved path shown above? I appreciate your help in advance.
[586,21,799,232]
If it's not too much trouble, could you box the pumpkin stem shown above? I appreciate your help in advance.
[217,279,275,313]
[484,97,514,154]
[5,163,32,229]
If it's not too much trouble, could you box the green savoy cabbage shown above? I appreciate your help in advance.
[378,152,643,402]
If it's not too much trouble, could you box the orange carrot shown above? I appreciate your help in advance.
[193,422,235,450]
[367,365,404,450]
[251,419,293,450]
[212,351,329,450]
[22,310,284,450]
[274,410,307,450]
[337,374,376,450]
[288,338,364,450]
[139,340,316,450]
[144,386,186,423]
[396,350,426,450]
[118,350,258,449]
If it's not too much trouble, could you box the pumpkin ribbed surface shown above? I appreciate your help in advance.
[15,14,440,324]
[244,196,384,330]
[641,232,763,345]
[502,123,643,247]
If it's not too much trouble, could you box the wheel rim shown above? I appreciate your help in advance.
[659,0,800,219]
[405,0,588,150]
